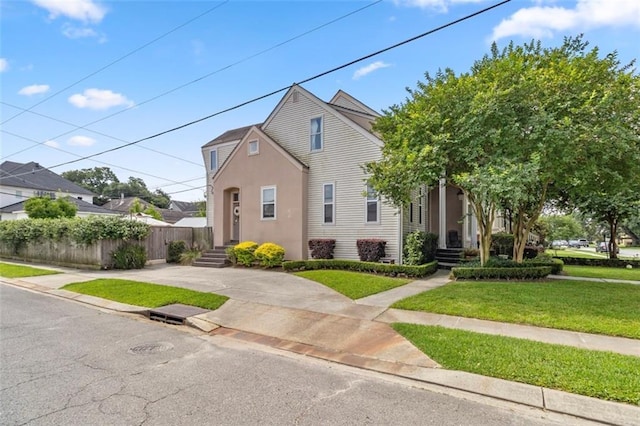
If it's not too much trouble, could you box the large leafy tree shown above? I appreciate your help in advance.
[24,197,77,219]
[366,36,639,265]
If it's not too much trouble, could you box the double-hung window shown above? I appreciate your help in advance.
[210,149,218,172]
[310,116,323,151]
[366,184,379,223]
[323,183,335,224]
[261,186,276,220]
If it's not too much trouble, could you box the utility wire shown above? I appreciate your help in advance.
[1,129,205,191]
[1,1,229,126]
[2,0,383,160]
[1,101,203,167]
[3,0,511,180]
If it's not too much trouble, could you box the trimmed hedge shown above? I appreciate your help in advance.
[283,259,438,278]
[451,266,552,280]
[308,239,335,259]
[554,256,640,269]
[356,239,386,262]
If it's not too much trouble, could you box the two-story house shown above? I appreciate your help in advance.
[201,85,479,262]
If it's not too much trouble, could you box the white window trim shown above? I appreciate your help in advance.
[418,187,423,225]
[261,185,276,221]
[322,182,335,225]
[210,148,218,172]
[310,115,324,152]
[248,139,259,156]
[365,184,380,224]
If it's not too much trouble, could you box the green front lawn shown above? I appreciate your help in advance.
[392,280,640,339]
[545,249,606,259]
[63,279,228,310]
[0,262,61,278]
[563,265,640,281]
[393,324,640,405]
[293,270,411,299]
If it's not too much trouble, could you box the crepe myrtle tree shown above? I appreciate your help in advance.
[365,36,639,265]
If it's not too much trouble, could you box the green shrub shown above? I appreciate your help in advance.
[451,266,552,280]
[111,243,147,269]
[234,241,258,267]
[167,240,187,263]
[491,233,514,257]
[255,242,285,268]
[282,259,438,278]
[179,248,201,265]
[404,231,426,265]
[553,256,640,269]
[525,255,564,274]
[225,246,237,265]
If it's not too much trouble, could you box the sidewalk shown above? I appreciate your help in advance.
[2,261,639,425]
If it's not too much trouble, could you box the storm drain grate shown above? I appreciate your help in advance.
[128,342,174,355]
[148,304,210,325]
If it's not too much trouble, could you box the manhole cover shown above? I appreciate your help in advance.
[128,342,174,355]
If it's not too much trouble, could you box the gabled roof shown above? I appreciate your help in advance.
[0,161,95,196]
[170,200,200,213]
[262,84,383,148]
[0,197,116,215]
[202,123,262,148]
[213,125,308,183]
[101,196,187,224]
[329,89,380,117]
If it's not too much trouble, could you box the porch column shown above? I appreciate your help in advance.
[470,207,478,249]
[438,178,447,249]
[462,195,469,248]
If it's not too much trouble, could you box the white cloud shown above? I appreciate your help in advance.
[18,84,50,96]
[491,0,640,41]
[68,88,134,110]
[353,61,392,80]
[394,0,486,12]
[62,24,97,39]
[32,0,106,23]
[44,140,60,148]
[67,135,96,147]
[0,58,8,72]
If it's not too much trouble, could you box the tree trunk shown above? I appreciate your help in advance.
[468,196,495,266]
[608,219,618,259]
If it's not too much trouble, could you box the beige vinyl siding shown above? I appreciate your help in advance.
[331,95,368,113]
[334,109,375,132]
[263,89,400,261]
[402,186,429,239]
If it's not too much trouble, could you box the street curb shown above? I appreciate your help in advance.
[3,277,639,425]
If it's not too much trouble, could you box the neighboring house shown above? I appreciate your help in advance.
[0,197,119,221]
[173,217,207,228]
[201,85,482,262]
[0,161,95,209]
[169,200,201,216]
[102,196,187,224]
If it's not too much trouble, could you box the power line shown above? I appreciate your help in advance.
[4,0,511,180]
[1,129,205,191]
[1,101,203,167]
[1,0,383,160]
[1,1,229,126]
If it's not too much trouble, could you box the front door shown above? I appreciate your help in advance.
[231,192,240,242]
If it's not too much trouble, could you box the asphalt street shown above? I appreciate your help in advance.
[0,284,594,426]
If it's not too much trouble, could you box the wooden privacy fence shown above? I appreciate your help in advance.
[0,227,213,269]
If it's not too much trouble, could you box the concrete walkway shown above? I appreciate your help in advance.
[2,260,640,425]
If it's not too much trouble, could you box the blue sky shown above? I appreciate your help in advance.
[1,0,639,202]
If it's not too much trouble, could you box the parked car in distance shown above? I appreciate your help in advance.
[596,242,620,253]
[551,240,569,248]
[577,238,589,247]
[569,239,590,248]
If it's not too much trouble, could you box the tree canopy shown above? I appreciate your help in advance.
[62,167,171,208]
[365,35,639,264]
[24,197,77,219]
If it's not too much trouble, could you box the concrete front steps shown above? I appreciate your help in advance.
[193,246,231,268]
[435,248,463,269]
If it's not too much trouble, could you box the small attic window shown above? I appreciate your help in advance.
[248,140,259,155]
[292,90,299,103]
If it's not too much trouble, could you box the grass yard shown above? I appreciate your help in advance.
[293,270,411,299]
[63,279,228,310]
[393,324,640,405]
[563,265,640,281]
[545,249,606,259]
[392,280,640,339]
[0,262,61,278]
